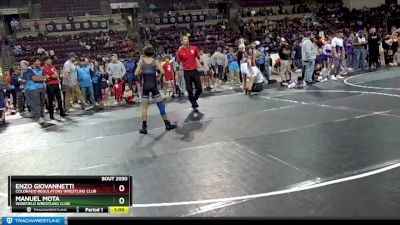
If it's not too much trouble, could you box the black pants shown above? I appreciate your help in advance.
[10,89,17,109]
[16,91,25,112]
[252,83,264,92]
[46,84,65,117]
[369,49,380,68]
[217,65,224,81]
[93,83,101,102]
[184,70,202,102]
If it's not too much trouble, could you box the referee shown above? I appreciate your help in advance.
[176,35,203,110]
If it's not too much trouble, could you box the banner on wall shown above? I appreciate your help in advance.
[110,2,139,9]
[46,21,109,32]
[0,8,18,15]
[154,15,206,25]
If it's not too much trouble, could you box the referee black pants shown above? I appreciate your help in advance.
[184,70,202,102]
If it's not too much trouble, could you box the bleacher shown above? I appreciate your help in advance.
[15,31,132,68]
[239,0,281,7]
[144,24,239,54]
[41,0,101,18]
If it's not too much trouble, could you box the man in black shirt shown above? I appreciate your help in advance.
[278,41,291,86]
[368,28,381,68]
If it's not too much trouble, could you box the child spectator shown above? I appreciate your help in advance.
[162,55,176,97]
[92,67,101,103]
[113,79,124,104]
[123,83,134,104]
[99,67,110,103]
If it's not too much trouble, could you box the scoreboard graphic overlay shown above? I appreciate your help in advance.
[8,176,132,214]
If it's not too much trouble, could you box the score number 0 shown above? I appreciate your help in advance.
[118,184,125,205]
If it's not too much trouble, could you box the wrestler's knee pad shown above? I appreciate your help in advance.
[156,101,166,116]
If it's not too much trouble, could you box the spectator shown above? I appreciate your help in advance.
[10,18,19,33]
[301,31,317,85]
[345,33,354,70]
[107,54,126,87]
[293,41,303,71]
[43,56,65,119]
[99,66,110,103]
[211,47,225,85]
[278,40,291,86]
[0,67,5,126]
[162,55,176,97]
[77,58,96,106]
[199,48,212,91]
[37,46,46,56]
[18,61,30,118]
[123,53,137,93]
[352,30,367,71]
[394,47,400,66]
[33,21,40,31]
[91,62,101,103]
[368,28,381,68]
[63,52,90,112]
[23,57,47,124]
[330,31,346,80]
[227,47,240,88]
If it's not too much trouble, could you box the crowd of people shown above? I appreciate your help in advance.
[2,1,400,128]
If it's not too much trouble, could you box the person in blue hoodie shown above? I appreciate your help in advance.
[91,61,101,103]
[123,53,136,97]
[77,58,95,106]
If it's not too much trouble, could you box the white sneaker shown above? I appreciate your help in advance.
[337,75,345,79]
[38,117,46,124]
[330,75,338,81]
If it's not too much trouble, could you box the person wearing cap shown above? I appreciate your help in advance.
[63,52,90,112]
[330,31,346,80]
[43,56,65,120]
[301,31,317,85]
[352,30,367,71]
[177,35,203,110]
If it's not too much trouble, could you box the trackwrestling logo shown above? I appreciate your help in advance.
[2,217,64,224]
